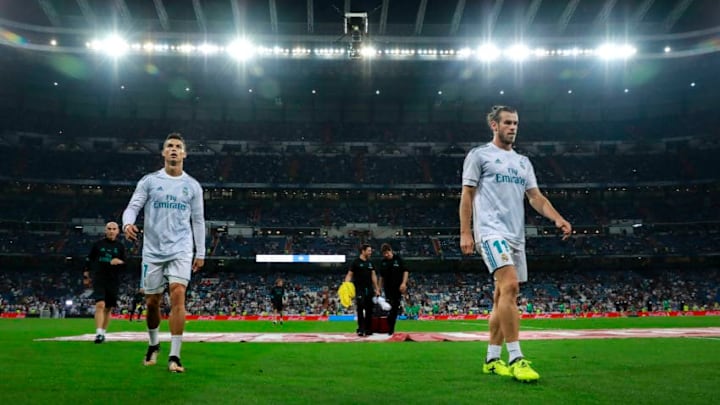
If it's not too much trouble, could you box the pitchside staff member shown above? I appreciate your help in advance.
[344,244,380,337]
[270,278,285,325]
[129,288,144,322]
[379,243,409,335]
[85,221,126,344]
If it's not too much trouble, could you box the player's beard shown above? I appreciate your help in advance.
[498,131,516,146]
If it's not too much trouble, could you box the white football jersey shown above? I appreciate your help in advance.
[462,142,538,244]
[122,169,206,262]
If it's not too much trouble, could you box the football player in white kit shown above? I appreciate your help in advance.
[459,106,571,382]
[123,133,206,373]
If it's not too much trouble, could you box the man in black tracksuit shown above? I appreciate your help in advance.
[129,288,144,322]
[379,243,409,335]
[85,221,126,343]
[270,278,285,325]
[344,244,380,336]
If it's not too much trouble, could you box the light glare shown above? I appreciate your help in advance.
[507,44,531,61]
[227,39,255,61]
[89,35,129,58]
[359,46,376,58]
[596,43,636,60]
[477,43,500,62]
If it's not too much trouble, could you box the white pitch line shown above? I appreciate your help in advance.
[521,325,555,330]
[456,321,488,328]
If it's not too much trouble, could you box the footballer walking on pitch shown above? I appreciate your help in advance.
[123,133,206,373]
[85,221,126,344]
[459,106,572,382]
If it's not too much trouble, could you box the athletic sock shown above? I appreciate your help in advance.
[148,327,160,346]
[486,344,502,363]
[170,335,183,358]
[507,341,524,364]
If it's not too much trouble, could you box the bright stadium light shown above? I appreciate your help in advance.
[102,35,129,57]
[89,35,129,58]
[477,43,500,62]
[456,47,472,58]
[559,47,582,57]
[506,44,531,62]
[177,43,196,54]
[533,48,551,58]
[359,46,376,58]
[596,43,636,60]
[227,39,255,61]
[198,43,220,55]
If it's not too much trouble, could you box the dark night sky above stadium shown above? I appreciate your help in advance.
[1,1,719,114]
[2,0,720,37]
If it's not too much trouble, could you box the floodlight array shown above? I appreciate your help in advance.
[85,35,638,62]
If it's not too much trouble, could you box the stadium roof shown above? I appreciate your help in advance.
[2,0,719,42]
[1,1,719,122]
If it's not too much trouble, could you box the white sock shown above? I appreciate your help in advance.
[170,335,183,358]
[96,328,103,336]
[506,341,524,364]
[148,327,160,346]
[486,345,502,362]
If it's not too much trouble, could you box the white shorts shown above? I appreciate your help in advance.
[141,257,192,294]
[476,236,528,283]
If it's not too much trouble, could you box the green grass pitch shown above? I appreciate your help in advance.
[1,316,718,404]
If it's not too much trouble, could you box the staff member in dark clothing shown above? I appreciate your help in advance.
[379,243,409,335]
[344,244,380,337]
[129,288,144,322]
[270,278,285,325]
[85,221,126,343]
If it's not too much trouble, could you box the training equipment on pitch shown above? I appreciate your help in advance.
[338,281,355,308]
[373,296,392,311]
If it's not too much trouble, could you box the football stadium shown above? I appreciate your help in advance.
[0,0,719,404]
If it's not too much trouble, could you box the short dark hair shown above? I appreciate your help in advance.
[359,243,372,253]
[165,132,185,146]
[380,243,392,253]
[486,105,517,128]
